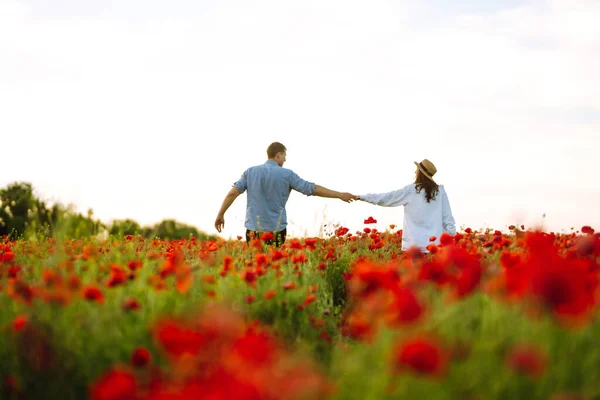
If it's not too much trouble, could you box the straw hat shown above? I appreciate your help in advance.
[414,159,437,181]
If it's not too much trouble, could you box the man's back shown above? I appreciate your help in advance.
[233,160,315,231]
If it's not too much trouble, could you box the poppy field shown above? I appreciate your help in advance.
[1,221,600,400]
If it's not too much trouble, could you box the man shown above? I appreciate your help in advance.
[215,142,357,246]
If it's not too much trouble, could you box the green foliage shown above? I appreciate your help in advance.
[0,181,214,241]
[0,182,36,238]
[108,219,142,237]
[325,255,351,311]
[51,207,106,240]
[147,219,205,240]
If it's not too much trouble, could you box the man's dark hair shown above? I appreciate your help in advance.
[267,142,287,159]
[415,171,439,203]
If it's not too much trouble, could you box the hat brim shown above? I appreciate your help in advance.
[414,161,436,182]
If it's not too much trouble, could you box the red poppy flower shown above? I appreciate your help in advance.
[254,253,268,267]
[303,294,317,307]
[127,260,143,271]
[530,261,593,318]
[418,260,452,286]
[289,239,303,249]
[439,233,454,246]
[349,260,400,298]
[154,320,206,358]
[8,279,34,305]
[1,251,15,263]
[386,287,424,325]
[260,232,274,242]
[12,315,28,332]
[336,227,350,237]
[454,263,482,298]
[505,344,547,378]
[264,290,277,300]
[222,255,234,270]
[394,337,446,376]
[270,250,285,261]
[500,251,521,269]
[90,369,138,400]
[241,269,257,286]
[364,217,377,224]
[131,347,151,368]
[83,286,104,303]
[581,226,595,234]
[404,246,423,260]
[304,238,317,250]
[291,253,307,264]
[426,244,439,254]
[122,298,141,312]
[231,328,278,367]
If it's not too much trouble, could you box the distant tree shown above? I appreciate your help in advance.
[56,207,105,239]
[0,182,36,238]
[145,219,215,241]
[109,219,142,237]
[34,198,62,237]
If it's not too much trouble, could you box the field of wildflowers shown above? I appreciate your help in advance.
[1,220,599,400]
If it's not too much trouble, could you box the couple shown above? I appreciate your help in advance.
[215,142,456,251]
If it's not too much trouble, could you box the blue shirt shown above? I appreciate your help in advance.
[233,160,316,232]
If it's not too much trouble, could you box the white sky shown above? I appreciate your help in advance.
[1,0,599,238]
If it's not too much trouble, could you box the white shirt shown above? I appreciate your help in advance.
[359,184,456,251]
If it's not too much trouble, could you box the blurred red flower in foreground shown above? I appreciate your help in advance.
[505,344,547,378]
[131,347,151,368]
[12,315,28,332]
[154,319,206,358]
[385,287,424,326]
[90,368,138,400]
[581,225,595,234]
[501,232,597,323]
[393,337,447,377]
[83,286,104,304]
[1,251,15,263]
[144,305,332,400]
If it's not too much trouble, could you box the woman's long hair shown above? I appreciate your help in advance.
[415,170,439,203]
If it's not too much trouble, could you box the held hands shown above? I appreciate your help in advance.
[339,193,360,203]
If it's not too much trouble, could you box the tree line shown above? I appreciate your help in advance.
[0,182,215,241]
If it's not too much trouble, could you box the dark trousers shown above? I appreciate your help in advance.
[246,228,287,247]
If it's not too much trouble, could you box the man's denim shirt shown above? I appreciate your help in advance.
[233,160,316,232]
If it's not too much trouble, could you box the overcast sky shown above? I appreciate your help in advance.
[1,0,599,238]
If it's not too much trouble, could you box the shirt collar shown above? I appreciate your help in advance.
[265,160,279,166]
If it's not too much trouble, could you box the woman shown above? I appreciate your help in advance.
[358,159,456,251]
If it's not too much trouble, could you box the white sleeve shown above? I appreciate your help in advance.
[359,185,413,207]
[441,186,456,235]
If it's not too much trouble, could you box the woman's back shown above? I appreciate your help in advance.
[358,159,456,251]
[403,184,455,250]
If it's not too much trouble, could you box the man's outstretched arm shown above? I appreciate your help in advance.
[215,187,241,232]
[314,184,357,203]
